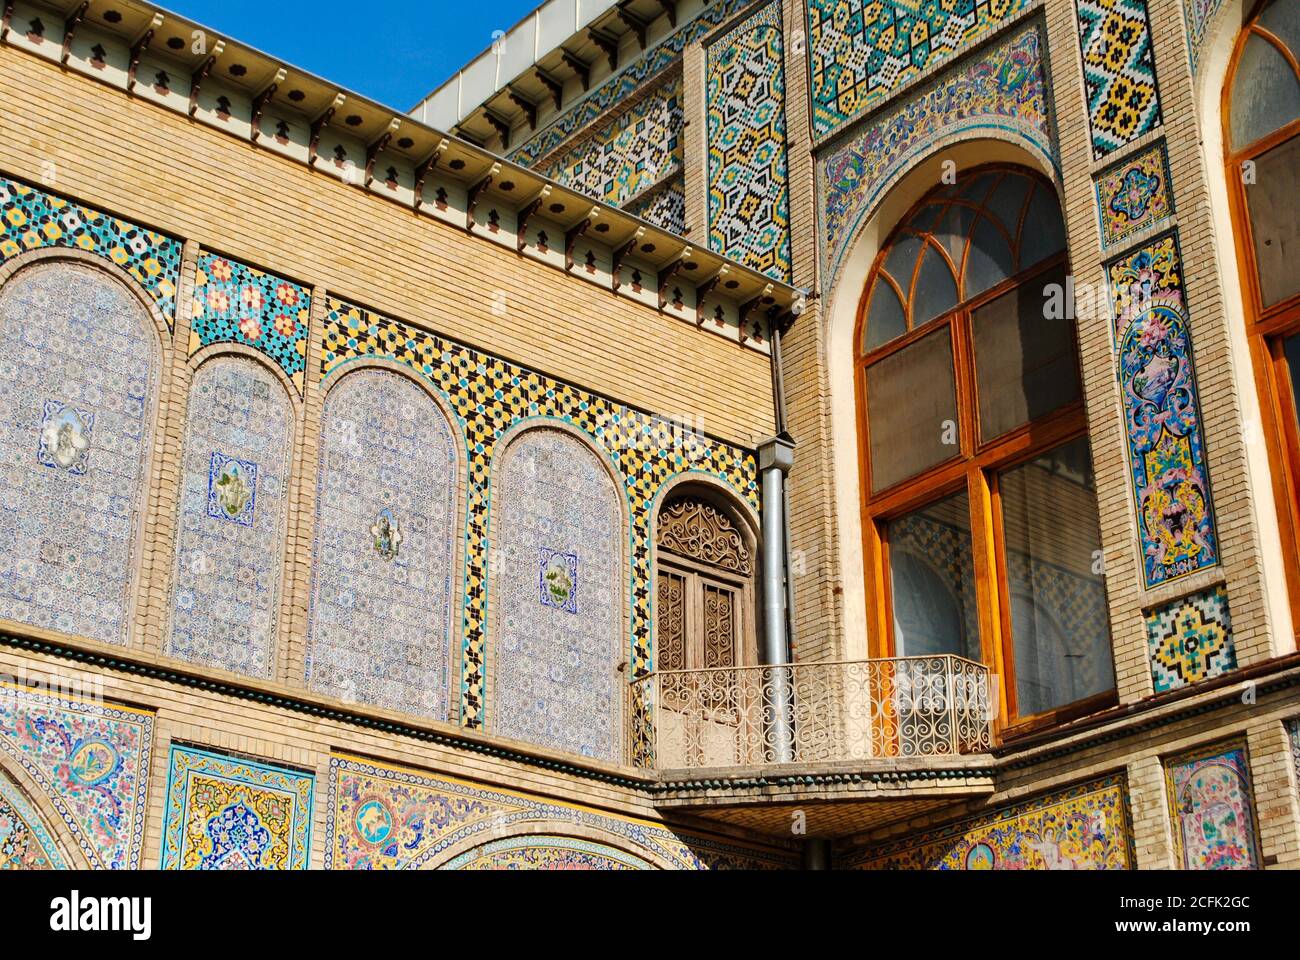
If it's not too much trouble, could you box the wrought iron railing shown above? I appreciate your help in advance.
[630,656,993,770]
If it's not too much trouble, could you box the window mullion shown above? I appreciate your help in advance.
[966,463,1010,728]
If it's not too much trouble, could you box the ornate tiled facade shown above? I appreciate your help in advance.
[847,775,1132,869]
[1076,0,1164,159]
[306,368,459,720]
[0,768,67,869]
[324,753,794,869]
[443,835,651,869]
[1184,0,1228,75]
[0,176,181,329]
[1289,718,1300,782]
[706,1,791,281]
[320,300,759,730]
[0,262,160,646]
[536,77,682,211]
[1145,584,1236,692]
[1106,232,1219,588]
[817,22,1056,288]
[1164,740,1261,870]
[510,0,755,166]
[165,356,295,678]
[188,252,312,394]
[160,744,314,870]
[0,684,152,869]
[491,429,622,761]
[806,0,1035,141]
[1094,139,1174,249]
[624,177,687,233]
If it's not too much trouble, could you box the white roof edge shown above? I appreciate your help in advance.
[413,0,622,127]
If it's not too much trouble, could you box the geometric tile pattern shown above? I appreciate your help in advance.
[537,76,682,210]
[188,251,312,395]
[1076,0,1164,159]
[492,429,622,761]
[1164,740,1261,870]
[0,175,181,330]
[0,767,68,869]
[1145,584,1236,693]
[1095,139,1175,249]
[1185,0,1228,75]
[165,356,295,679]
[323,753,795,870]
[305,368,459,721]
[1106,231,1219,588]
[0,683,153,869]
[806,0,1035,141]
[321,301,759,732]
[442,835,652,869]
[1289,718,1300,785]
[846,774,1132,869]
[0,262,161,646]
[625,177,686,234]
[160,744,314,870]
[510,0,756,166]
[706,1,791,281]
[818,22,1055,288]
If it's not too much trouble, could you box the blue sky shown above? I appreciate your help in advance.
[161,0,541,110]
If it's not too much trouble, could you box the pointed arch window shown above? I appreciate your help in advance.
[654,495,756,672]
[1224,0,1300,635]
[855,165,1114,734]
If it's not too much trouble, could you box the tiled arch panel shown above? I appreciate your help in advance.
[0,176,181,330]
[164,354,296,678]
[491,427,624,761]
[0,259,161,646]
[816,21,1057,292]
[305,367,460,720]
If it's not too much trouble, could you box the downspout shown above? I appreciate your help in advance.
[759,308,798,763]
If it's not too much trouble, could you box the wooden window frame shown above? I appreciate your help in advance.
[854,164,1116,739]
[1222,0,1300,642]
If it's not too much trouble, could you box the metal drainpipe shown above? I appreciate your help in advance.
[803,838,831,871]
[760,313,797,764]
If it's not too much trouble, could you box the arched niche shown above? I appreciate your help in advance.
[305,365,463,719]
[0,255,164,646]
[487,424,627,763]
[164,350,296,678]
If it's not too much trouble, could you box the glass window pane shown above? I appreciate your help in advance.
[1244,135,1300,308]
[1259,0,1300,57]
[888,491,981,663]
[866,327,959,491]
[1230,34,1300,150]
[864,277,907,350]
[883,231,924,292]
[964,215,1015,300]
[1018,184,1067,270]
[911,243,959,327]
[999,437,1114,717]
[1285,333,1300,431]
[985,172,1030,240]
[932,203,976,273]
[972,263,1081,439]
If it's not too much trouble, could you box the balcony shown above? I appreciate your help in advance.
[632,656,997,836]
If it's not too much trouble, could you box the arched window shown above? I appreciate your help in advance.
[654,492,757,672]
[0,261,160,646]
[854,165,1114,732]
[1224,0,1300,633]
[305,368,459,719]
